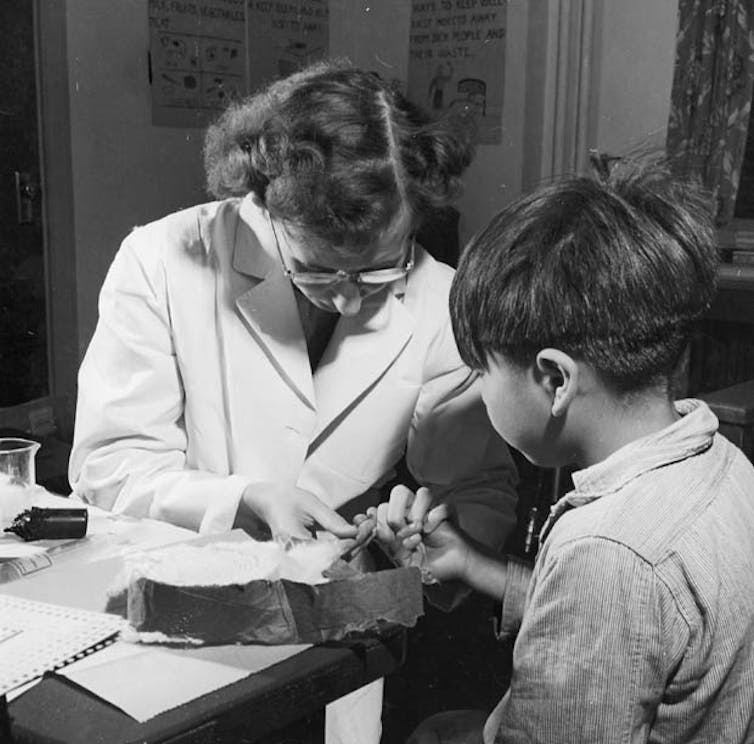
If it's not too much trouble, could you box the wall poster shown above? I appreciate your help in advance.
[407,0,507,145]
[149,0,247,127]
[246,0,329,95]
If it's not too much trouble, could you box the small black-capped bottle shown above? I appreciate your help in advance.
[4,507,88,541]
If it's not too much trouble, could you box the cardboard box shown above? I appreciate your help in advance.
[110,564,424,645]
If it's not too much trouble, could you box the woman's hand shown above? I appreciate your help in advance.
[236,482,358,542]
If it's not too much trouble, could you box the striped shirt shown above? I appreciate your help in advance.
[487,399,754,744]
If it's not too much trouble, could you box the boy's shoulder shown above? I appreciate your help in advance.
[545,434,754,569]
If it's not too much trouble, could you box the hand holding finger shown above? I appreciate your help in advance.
[423,503,450,535]
[355,513,376,544]
[402,533,422,551]
[346,516,377,559]
[396,521,423,540]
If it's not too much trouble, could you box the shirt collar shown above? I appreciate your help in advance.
[541,399,718,542]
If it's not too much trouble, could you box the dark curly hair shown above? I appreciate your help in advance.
[450,159,720,394]
[203,59,475,248]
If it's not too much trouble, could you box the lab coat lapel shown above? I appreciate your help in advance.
[232,204,315,409]
[311,289,414,445]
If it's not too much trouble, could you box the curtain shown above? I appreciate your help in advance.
[666,0,754,225]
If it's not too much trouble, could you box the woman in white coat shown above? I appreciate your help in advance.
[69,60,518,743]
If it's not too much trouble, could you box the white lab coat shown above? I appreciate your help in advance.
[69,196,518,744]
[70,196,518,549]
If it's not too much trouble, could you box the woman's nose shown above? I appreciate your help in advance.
[331,281,362,316]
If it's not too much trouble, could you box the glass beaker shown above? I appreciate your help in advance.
[0,438,41,487]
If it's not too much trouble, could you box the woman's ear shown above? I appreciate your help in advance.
[535,348,579,417]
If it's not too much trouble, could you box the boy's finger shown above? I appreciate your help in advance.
[396,522,423,540]
[374,502,395,542]
[402,533,422,550]
[356,517,376,542]
[408,486,433,524]
[423,504,450,534]
[387,485,413,532]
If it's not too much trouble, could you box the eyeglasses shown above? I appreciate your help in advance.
[269,217,415,289]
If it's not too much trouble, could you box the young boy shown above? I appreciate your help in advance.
[386,160,754,743]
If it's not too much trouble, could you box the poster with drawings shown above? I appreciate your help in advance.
[246,0,329,94]
[408,0,507,145]
[149,0,246,127]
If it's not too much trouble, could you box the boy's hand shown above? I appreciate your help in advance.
[371,484,471,584]
[412,519,474,584]
[370,484,434,568]
[386,484,435,535]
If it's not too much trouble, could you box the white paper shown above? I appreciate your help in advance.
[0,541,47,559]
[57,640,308,722]
[0,594,125,696]
[59,644,250,722]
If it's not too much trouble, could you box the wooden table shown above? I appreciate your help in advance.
[0,506,408,744]
[6,629,405,744]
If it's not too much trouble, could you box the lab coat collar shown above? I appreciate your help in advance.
[232,196,314,407]
[233,195,276,278]
[230,195,415,437]
[309,289,413,451]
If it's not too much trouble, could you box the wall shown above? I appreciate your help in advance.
[52,0,680,364]
[591,0,677,158]
[329,0,411,79]
[453,0,528,245]
[64,0,208,356]
[455,0,678,244]
[330,0,678,245]
[329,0,528,246]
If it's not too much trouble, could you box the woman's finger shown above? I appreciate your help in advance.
[306,497,358,538]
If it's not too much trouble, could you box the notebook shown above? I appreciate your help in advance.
[0,594,125,696]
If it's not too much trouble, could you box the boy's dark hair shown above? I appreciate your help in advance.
[450,159,719,393]
[204,59,475,249]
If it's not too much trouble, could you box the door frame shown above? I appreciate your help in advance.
[34,0,78,439]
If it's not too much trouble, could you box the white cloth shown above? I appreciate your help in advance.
[325,678,384,744]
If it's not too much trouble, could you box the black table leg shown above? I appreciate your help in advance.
[1,695,14,743]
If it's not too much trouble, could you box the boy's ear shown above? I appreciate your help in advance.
[535,348,579,417]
